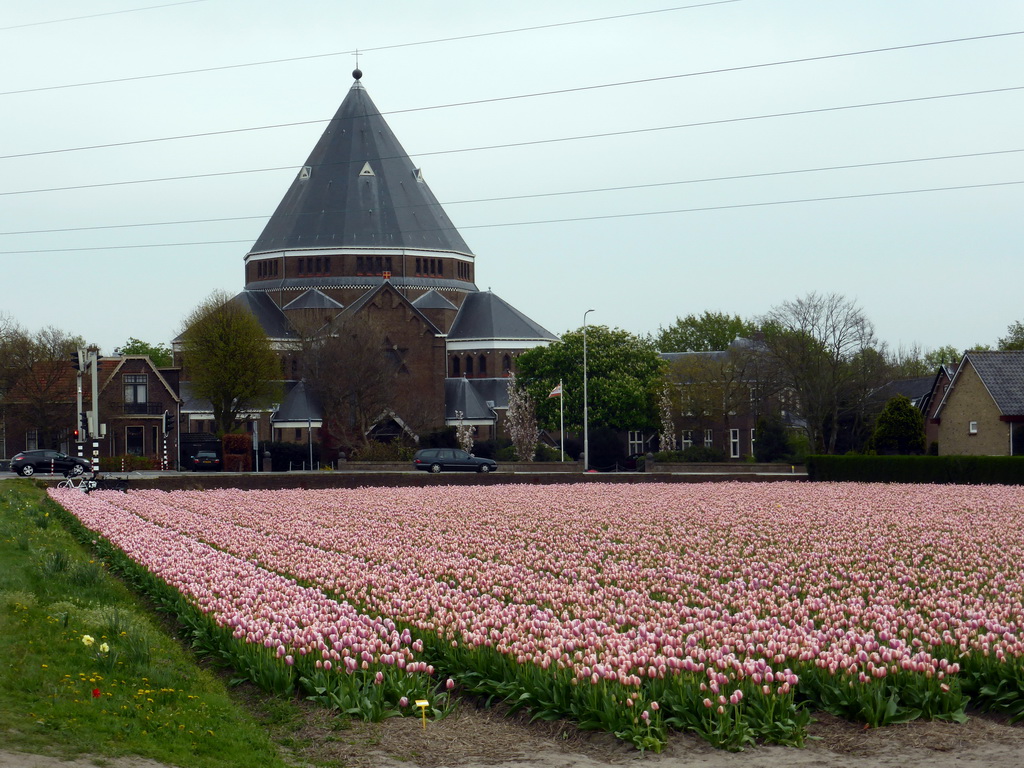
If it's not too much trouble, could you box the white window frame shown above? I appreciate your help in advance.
[730,428,740,459]
[628,430,644,455]
[704,429,713,449]
[682,430,693,449]
[750,428,757,454]
[968,421,978,435]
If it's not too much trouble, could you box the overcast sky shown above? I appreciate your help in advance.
[2,0,1021,358]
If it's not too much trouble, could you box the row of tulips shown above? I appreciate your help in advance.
[49,488,442,720]
[51,482,1024,749]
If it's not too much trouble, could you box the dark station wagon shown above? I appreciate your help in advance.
[413,448,497,474]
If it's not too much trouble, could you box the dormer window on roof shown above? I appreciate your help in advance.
[359,162,375,177]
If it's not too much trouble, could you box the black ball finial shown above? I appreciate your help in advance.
[352,68,362,81]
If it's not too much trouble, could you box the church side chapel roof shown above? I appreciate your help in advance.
[447,291,558,342]
[232,291,296,339]
[248,70,474,257]
[283,288,345,311]
[445,377,501,422]
[411,289,458,311]
[272,379,323,425]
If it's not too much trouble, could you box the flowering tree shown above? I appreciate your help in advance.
[454,410,474,454]
[658,387,676,452]
[505,374,538,461]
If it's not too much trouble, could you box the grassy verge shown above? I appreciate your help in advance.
[0,480,291,768]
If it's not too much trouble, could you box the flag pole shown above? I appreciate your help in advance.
[559,379,564,461]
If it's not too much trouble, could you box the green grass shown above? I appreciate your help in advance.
[0,480,292,768]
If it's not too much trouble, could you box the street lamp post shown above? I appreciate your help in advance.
[583,309,595,471]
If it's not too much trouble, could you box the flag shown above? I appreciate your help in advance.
[548,383,562,398]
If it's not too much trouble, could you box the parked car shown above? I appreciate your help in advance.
[413,448,497,473]
[192,451,222,471]
[10,449,90,477]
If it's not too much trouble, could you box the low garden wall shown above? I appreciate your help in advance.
[644,461,804,475]
[339,461,585,473]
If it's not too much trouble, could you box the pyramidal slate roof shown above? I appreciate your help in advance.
[445,377,499,421]
[248,70,474,256]
[447,291,557,342]
[411,289,457,311]
[283,289,344,312]
[272,380,322,426]
[231,291,296,339]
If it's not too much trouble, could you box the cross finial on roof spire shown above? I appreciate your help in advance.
[352,49,362,81]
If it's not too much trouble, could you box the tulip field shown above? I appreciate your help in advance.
[49,482,1024,751]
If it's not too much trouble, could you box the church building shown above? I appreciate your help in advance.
[180,69,557,453]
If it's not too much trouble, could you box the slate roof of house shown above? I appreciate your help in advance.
[872,376,935,408]
[283,289,344,311]
[248,71,474,256]
[447,291,557,342]
[965,350,1024,415]
[411,289,458,311]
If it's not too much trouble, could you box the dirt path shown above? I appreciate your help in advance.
[3,707,1022,768]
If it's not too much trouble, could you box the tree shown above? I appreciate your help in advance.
[305,313,403,450]
[655,311,757,352]
[923,345,963,370]
[998,321,1024,351]
[761,292,885,454]
[658,386,676,452]
[178,291,281,435]
[753,414,792,462]
[887,344,962,378]
[870,394,925,454]
[1,322,85,449]
[505,374,538,461]
[516,325,664,434]
[454,410,475,454]
[114,337,173,367]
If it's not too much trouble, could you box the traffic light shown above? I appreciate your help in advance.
[80,412,89,440]
[73,428,80,442]
[162,410,175,434]
[70,351,81,370]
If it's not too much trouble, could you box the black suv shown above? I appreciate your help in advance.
[10,450,91,477]
[413,448,497,473]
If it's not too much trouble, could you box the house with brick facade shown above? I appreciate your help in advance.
[659,337,790,460]
[175,69,556,452]
[2,354,180,469]
[931,350,1024,456]
[918,363,958,453]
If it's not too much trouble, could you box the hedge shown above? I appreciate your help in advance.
[806,455,1024,485]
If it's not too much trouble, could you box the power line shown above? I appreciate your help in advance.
[0,2,740,96]
[3,29,1020,161]
[0,0,209,31]
[0,178,1019,255]
[3,146,1021,236]
[3,84,1021,198]
[460,179,1024,230]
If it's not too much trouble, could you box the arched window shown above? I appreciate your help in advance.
[503,355,512,374]
[478,355,487,376]
[452,357,460,377]
[466,357,474,376]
